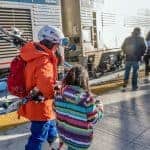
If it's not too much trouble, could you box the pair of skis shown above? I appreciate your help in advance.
[0,26,27,47]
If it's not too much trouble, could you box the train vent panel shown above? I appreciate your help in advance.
[0,7,32,67]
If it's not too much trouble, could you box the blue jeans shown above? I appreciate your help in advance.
[123,61,139,89]
[25,120,58,150]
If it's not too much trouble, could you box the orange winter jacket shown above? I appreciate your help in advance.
[18,42,58,121]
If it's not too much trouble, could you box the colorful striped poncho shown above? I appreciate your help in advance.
[54,85,103,150]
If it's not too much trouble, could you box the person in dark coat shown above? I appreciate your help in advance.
[121,27,147,91]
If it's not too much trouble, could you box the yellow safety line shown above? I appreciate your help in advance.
[91,80,123,94]
[0,111,28,131]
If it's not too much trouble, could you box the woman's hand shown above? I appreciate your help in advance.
[96,102,104,113]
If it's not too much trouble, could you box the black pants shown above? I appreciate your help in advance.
[144,54,150,76]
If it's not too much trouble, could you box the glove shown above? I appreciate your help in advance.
[30,90,45,103]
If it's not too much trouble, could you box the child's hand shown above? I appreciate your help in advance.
[97,102,104,113]
[95,96,104,113]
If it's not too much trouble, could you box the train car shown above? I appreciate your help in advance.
[61,0,150,77]
[0,0,150,78]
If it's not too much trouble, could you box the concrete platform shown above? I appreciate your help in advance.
[0,79,149,150]
[0,71,125,130]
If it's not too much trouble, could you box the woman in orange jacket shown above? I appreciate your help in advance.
[18,25,65,150]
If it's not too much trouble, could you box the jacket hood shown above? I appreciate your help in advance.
[62,85,89,105]
[20,42,51,62]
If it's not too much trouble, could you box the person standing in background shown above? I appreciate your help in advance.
[121,27,147,91]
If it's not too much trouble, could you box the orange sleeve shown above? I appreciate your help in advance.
[35,57,55,99]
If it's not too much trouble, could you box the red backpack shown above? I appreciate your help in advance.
[7,55,27,98]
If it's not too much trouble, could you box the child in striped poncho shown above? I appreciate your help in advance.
[54,65,103,150]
